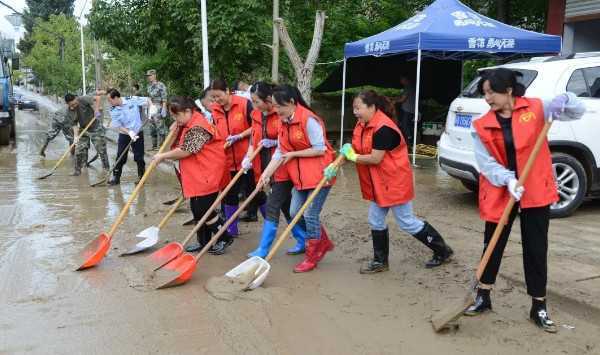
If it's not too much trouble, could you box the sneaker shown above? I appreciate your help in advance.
[359,260,389,274]
[208,238,234,255]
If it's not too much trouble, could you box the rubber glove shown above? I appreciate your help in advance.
[161,106,168,118]
[95,111,102,118]
[507,178,525,201]
[340,143,357,162]
[547,94,568,122]
[323,163,338,181]
[260,138,278,148]
[73,135,80,144]
[241,155,252,171]
[226,134,242,145]
[128,130,139,142]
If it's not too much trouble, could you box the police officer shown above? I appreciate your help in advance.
[146,69,168,150]
[40,105,74,157]
[105,88,149,185]
[65,93,110,176]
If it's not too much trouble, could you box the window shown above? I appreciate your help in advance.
[583,67,600,98]
[567,69,589,97]
[461,69,538,98]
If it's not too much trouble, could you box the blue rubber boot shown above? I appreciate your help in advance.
[286,219,306,255]
[223,204,239,236]
[248,220,278,258]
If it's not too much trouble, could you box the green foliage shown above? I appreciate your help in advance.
[23,14,93,96]
[18,0,75,55]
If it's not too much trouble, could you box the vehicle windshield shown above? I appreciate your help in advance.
[461,69,538,98]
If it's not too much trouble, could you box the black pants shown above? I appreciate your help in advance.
[114,132,145,177]
[265,180,307,229]
[223,170,266,210]
[480,205,550,298]
[190,192,231,246]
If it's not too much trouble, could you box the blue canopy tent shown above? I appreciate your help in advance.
[337,0,562,163]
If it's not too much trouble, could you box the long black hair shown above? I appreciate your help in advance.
[477,68,525,97]
[354,90,395,118]
[272,84,313,111]
[208,78,229,92]
[250,81,276,102]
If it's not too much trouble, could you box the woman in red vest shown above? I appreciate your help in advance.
[208,79,261,236]
[243,82,308,257]
[259,84,335,273]
[152,96,233,255]
[466,68,584,332]
[325,90,453,274]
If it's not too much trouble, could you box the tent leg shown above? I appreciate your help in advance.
[339,58,347,149]
[412,49,422,166]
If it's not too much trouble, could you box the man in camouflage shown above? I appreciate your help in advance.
[65,93,110,176]
[146,69,169,150]
[40,105,74,157]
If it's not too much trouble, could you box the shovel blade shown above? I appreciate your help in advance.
[120,226,160,256]
[141,242,184,274]
[74,233,112,270]
[225,256,271,290]
[90,177,108,187]
[154,253,197,289]
[431,293,474,332]
[38,171,55,180]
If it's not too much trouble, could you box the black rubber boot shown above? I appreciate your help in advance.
[70,154,84,176]
[464,288,492,316]
[360,229,390,274]
[412,222,453,268]
[108,170,121,185]
[136,165,145,184]
[530,299,557,333]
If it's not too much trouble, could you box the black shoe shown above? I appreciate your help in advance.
[464,289,492,316]
[530,300,557,333]
[208,238,234,255]
[239,211,258,222]
[185,243,202,253]
[425,246,454,268]
[182,218,195,226]
[359,260,389,274]
[107,176,120,185]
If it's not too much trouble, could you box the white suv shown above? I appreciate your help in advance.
[438,53,600,218]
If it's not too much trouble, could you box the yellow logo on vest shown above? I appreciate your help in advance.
[234,113,243,121]
[294,131,304,140]
[519,112,536,123]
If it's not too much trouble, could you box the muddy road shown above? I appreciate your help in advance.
[1,107,600,354]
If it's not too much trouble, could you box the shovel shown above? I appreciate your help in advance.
[119,195,185,255]
[73,128,177,270]
[141,145,264,274]
[38,117,97,180]
[431,121,553,332]
[225,154,346,290]
[152,165,272,289]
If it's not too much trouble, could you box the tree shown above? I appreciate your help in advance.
[18,0,75,55]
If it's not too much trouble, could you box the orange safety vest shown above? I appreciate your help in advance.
[473,96,558,222]
[278,105,335,190]
[352,110,415,207]
[250,108,289,183]
[176,111,228,198]
[211,95,251,171]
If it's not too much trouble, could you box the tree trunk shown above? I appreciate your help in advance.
[275,11,326,105]
[496,0,510,24]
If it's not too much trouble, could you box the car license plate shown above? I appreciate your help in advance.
[0,112,9,118]
[454,113,472,128]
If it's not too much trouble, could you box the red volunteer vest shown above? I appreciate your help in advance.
[211,95,251,171]
[250,108,289,183]
[176,111,228,198]
[278,105,335,190]
[352,110,415,207]
[473,97,558,222]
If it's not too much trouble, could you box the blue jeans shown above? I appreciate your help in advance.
[368,201,424,235]
[290,187,331,239]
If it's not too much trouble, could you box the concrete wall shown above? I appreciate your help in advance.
[563,18,600,53]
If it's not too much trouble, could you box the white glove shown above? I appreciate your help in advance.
[128,130,139,142]
[260,138,278,148]
[241,155,252,171]
[508,178,525,201]
[73,135,80,144]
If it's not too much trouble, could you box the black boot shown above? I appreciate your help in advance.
[136,164,145,184]
[39,139,50,157]
[360,229,390,274]
[530,299,557,333]
[412,222,454,268]
[70,154,84,176]
[464,288,492,316]
[108,171,121,185]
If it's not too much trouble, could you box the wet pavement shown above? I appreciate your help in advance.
[1,91,600,354]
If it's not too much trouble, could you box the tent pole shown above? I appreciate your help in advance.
[412,49,422,165]
[340,58,347,149]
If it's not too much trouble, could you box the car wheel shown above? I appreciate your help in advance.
[460,179,478,192]
[550,153,587,218]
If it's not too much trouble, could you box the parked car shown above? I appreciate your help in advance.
[17,97,38,111]
[0,55,15,145]
[438,53,600,218]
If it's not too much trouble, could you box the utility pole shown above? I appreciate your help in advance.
[271,0,279,83]
[91,0,102,90]
[198,0,210,88]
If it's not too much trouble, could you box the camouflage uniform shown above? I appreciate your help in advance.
[68,95,110,175]
[147,80,169,149]
[40,106,74,157]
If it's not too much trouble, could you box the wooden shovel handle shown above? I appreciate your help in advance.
[179,145,264,247]
[475,121,552,281]
[157,195,185,229]
[107,128,177,237]
[48,116,97,172]
[266,154,345,261]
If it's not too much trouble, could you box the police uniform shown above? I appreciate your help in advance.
[69,95,110,175]
[146,69,169,149]
[40,106,74,156]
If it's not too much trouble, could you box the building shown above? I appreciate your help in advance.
[547,0,600,53]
